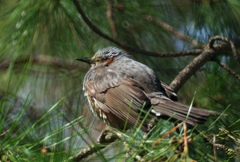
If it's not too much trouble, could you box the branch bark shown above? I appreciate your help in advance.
[170,36,240,92]
[214,59,240,82]
[145,15,202,48]
[170,48,215,92]
[71,128,120,161]
[0,55,89,71]
[106,0,118,38]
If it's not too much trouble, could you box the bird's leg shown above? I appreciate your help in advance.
[98,128,145,161]
[97,127,118,144]
[143,117,158,139]
[147,117,158,132]
[69,145,103,162]
[69,128,117,161]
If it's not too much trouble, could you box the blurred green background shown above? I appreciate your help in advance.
[0,0,240,161]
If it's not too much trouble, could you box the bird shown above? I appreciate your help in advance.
[76,47,218,132]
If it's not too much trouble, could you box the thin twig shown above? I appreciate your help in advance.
[145,15,202,48]
[106,0,117,38]
[198,132,235,155]
[71,128,119,161]
[214,59,240,82]
[0,55,89,71]
[70,145,105,161]
[0,129,10,137]
[209,36,240,65]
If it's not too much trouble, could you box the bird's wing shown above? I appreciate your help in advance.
[84,67,152,131]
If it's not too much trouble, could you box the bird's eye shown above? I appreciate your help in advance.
[102,57,108,61]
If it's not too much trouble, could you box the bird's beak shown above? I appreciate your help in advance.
[75,57,93,64]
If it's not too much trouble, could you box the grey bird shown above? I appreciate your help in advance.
[76,47,218,132]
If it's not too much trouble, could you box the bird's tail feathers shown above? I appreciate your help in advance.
[152,99,219,126]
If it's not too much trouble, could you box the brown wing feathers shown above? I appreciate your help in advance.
[105,83,150,131]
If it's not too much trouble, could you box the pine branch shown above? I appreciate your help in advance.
[213,59,240,82]
[106,0,118,39]
[70,128,119,161]
[0,55,89,71]
[170,36,240,92]
[209,36,240,65]
[145,15,203,48]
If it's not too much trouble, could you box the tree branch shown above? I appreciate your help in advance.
[106,0,118,38]
[0,55,89,71]
[70,145,105,161]
[70,128,120,161]
[170,36,240,92]
[144,15,202,48]
[170,48,215,92]
[209,36,240,65]
[213,59,240,82]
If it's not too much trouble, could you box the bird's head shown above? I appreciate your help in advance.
[76,46,130,66]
